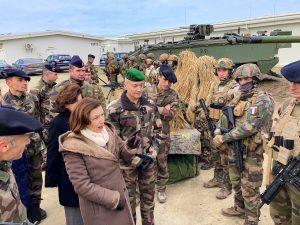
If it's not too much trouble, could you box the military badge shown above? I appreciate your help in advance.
[250,106,258,115]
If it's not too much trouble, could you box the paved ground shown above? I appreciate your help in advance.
[0,72,275,225]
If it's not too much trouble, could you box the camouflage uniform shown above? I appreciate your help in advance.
[0,161,29,223]
[48,78,106,121]
[2,91,44,209]
[144,85,179,192]
[106,56,119,84]
[121,57,130,79]
[139,54,147,74]
[217,64,274,224]
[268,99,300,225]
[86,61,99,84]
[108,92,162,225]
[129,56,139,70]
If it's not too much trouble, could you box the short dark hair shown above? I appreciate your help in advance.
[55,83,82,112]
[70,97,102,133]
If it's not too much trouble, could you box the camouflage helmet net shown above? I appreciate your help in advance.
[146,52,155,59]
[234,63,263,80]
[129,56,136,61]
[214,58,233,70]
[159,53,169,62]
[139,53,146,60]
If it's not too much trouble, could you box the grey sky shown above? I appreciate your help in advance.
[0,0,299,37]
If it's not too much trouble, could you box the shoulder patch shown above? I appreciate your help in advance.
[249,106,258,115]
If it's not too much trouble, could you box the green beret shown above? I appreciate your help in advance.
[125,68,145,81]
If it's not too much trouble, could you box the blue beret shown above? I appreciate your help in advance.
[159,64,177,83]
[44,64,57,72]
[0,107,43,136]
[281,60,300,83]
[1,68,30,81]
[70,55,84,68]
[88,54,95,59]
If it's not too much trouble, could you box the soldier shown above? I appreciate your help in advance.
[146,52,155,61]
[203,58,239,200]
[120,54,130,78]
[108,68,162,225]
[0,107,43,223]
[129,56,139,70]
[145,58,157,85]
[1,69,47,223]
[139,53,147,74]
[106,53,119,84]
[213,64,274,225]
[268,60,300,225]
[86,54,99,84]
[144,64,179,203]
[159,53,169,65]
[49,55,106,121]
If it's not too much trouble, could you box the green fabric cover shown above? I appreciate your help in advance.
[167,154,199,184]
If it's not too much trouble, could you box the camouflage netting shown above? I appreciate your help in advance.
[171,51,218,130]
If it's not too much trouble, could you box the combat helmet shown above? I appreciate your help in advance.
[129,56,137,61]
[139,54,146,60]
[214,57,234,75]
[159,53,169,63]
[234,63,263,81]
[122,54,129,60]
[147,52,155,60]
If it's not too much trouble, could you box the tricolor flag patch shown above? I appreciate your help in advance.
[250,106,258,115]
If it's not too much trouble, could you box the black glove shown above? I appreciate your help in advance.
[137,154,153,172]
[116,193,126,210]
[126,130,141,149]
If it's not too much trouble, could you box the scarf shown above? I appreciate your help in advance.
[80,127,109,147]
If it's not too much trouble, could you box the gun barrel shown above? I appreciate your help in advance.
[231,36,300,44]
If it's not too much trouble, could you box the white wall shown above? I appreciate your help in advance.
[1,35,102,65]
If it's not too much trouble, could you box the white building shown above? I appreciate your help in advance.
[0,12,299,66]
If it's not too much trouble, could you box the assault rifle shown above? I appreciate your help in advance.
[260,155,300,208]
[221,106,246,173]
[199,98,216,137]
[99,77,123,101]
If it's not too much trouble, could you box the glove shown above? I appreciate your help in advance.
[137,154,153,172]
[116,193,126,210]
[213,135,224,148]
[126,130,141,149]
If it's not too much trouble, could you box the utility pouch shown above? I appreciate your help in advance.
[233,101,247,117]
[277,146,293,165]
[209,108,221,120]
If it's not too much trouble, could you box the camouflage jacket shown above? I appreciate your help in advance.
[0,161,28,223]
[120,60,130,77]
[144,85,180,135]
[2,91,44,154]
[86,62,99,84]
[108,92,163,161]
[30,78,56,128]
[222,89,274,149]
[48,78,106,120]
[139,62,147,74]
[106,59,119,75]
[129,62,139,70]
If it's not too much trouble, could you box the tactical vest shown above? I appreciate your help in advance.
[233,91,271,152]
[268,99,300,164]
[209,79,238,120]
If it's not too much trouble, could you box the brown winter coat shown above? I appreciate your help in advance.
[59,123,135,225]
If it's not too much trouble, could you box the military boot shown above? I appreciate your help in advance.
[27,198,47,223]
[200,161,213,170]
[221,206,245,218]
[157,191,167,203]
[216,187,232,199]
[203,178,222,188]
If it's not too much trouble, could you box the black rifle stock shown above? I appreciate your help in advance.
[199,98,216,137]
[260,155,300,208]
[221,106,245,173]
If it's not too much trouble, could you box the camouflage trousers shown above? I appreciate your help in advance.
[199,129,212,164]
[156,138,171,192]
[270,176,300,225]
[228,147,263,223]
[211,142,232,190]
[122,163,156,225]
[110,73,118,84]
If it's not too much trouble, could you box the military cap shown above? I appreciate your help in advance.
[1,68,30,81]
[281,60,300,83]
[70,55,84,68]
[125,68,145,81]
[88,54,95,59]
[44,64,57,72]
[159,64,177,83]
[0,107,43,136]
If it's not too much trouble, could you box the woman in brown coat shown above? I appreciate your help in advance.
[59,97,136,225]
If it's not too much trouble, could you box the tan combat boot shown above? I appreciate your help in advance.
[157,191,167,203]
[203,178,222,188]
[221,206,245,217]
[216,187,232,199]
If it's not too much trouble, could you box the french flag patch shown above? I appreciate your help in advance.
[250,106,258,115]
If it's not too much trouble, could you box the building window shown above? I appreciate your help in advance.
[91,42,99,46]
